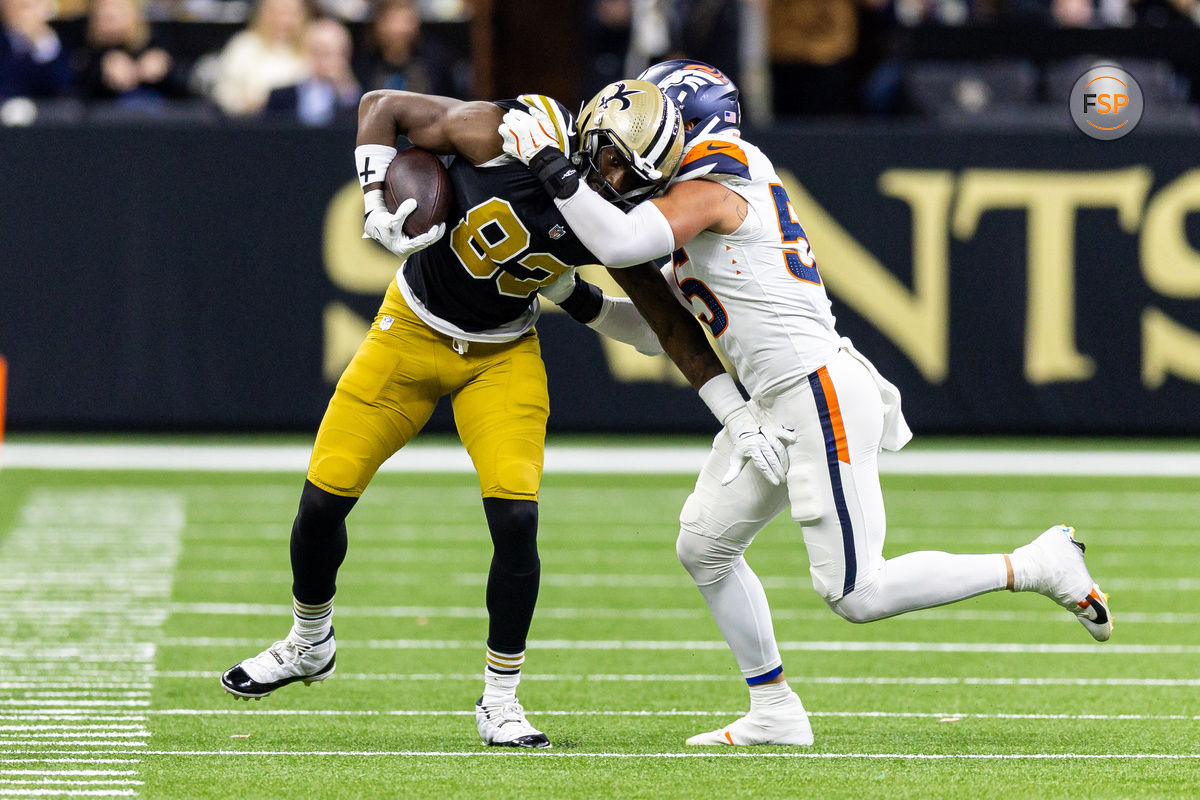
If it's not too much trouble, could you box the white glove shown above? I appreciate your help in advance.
[538,267,577,304]
[498,108,559,165]
[722,405,795,486]
[364,197,446,261]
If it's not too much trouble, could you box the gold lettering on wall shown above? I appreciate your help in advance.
[1141,169,1200,297]
[1142,308,1200,389]
[323,301,369,383]
[953,168,1151,384]
[779,168,953,382]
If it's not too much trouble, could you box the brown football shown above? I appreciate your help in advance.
[383,147,452,237]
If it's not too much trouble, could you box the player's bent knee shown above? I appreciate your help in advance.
[295,480,357,535]
[676,529,740,587]
[825,579,887,624]
[825,595,876,624]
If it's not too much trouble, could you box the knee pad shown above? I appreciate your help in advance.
[676,529,745,587]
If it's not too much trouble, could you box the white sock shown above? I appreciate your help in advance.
[693,556,783,682]
[749,680,798,714]
[291,596,333,643]
[482,647,523,705]
[1008,548,1040,593]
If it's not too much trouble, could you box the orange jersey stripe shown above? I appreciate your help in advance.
[681,139,749,168]
[816,366,849,464]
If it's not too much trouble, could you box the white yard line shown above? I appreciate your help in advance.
[138,708,1200,721]
[2,749,1196,761]
[7,443,1200,476]
[0,762,140,766]
[158,637,1200,655]
[151,601,1200,625]
[177,569,1200,593]
[146,671,1200,686]
[0,491,185,795]
[0,780,143,786]
[0,790,137,797]
[0,772,139,777]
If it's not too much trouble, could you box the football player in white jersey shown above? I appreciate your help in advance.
[498,61,1113,747]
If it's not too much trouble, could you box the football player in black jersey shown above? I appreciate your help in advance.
[219,83,793,748]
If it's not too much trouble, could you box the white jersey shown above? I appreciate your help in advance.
[665,132,840,400]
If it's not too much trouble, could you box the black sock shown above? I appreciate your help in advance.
[481,498,540,654]
[290,480,356,605]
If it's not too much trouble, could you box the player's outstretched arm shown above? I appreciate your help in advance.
[499,107,745,267]
[357,90,504,171]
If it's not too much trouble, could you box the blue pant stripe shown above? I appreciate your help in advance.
[808,371,857,597]
[746,665,784,686]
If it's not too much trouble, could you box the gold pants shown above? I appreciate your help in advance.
[308,282,549,500]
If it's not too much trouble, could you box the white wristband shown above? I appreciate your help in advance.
[355,144,397,188]
[698,373,744,425]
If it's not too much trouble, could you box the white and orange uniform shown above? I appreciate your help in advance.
[553,131,1011,687]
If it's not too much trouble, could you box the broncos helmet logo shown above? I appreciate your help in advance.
[657,68,729,98]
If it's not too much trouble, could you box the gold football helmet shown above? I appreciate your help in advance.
[576,79,685,207]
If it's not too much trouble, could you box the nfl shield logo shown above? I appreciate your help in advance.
[549,224,566,240]
[724,110,738,123]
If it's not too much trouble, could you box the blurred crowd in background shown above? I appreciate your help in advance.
[3,0,1200,125]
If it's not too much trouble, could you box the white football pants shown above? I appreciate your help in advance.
[676,348,1008,684]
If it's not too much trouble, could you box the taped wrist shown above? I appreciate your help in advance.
[528,148,579,200]
[699,373,746,426]
[557,275,604,323]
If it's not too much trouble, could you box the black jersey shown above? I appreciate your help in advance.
[400,95,597,338]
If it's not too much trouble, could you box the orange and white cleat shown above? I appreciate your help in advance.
[1013,525,1113,642]
[685,692,813,746]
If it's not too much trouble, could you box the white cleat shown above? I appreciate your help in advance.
[220,628,336,699]
[1014,525,1113,642]
[475,697,551,748]
[686,694,814,746]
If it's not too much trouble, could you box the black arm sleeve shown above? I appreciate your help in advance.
[557,275,604,324]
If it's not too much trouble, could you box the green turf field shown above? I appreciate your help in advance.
[1,456,1198,799]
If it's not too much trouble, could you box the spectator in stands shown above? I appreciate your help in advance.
[211,0,310,115]
[0,0,74,99]
[265,17,358,125]
[354,0,450,95]
[1007,0,1136,25]
[75,0,190,105]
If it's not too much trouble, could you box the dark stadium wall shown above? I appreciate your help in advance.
[1,123,1198,434]
[472,0,585,102]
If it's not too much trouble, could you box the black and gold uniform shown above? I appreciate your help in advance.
[309,96,594,502]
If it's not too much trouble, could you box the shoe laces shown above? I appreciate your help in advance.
[482,700,527,725]
[268,636,312,665]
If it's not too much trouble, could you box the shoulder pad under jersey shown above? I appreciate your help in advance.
[674,133,752,184]
[495,94,579,157]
